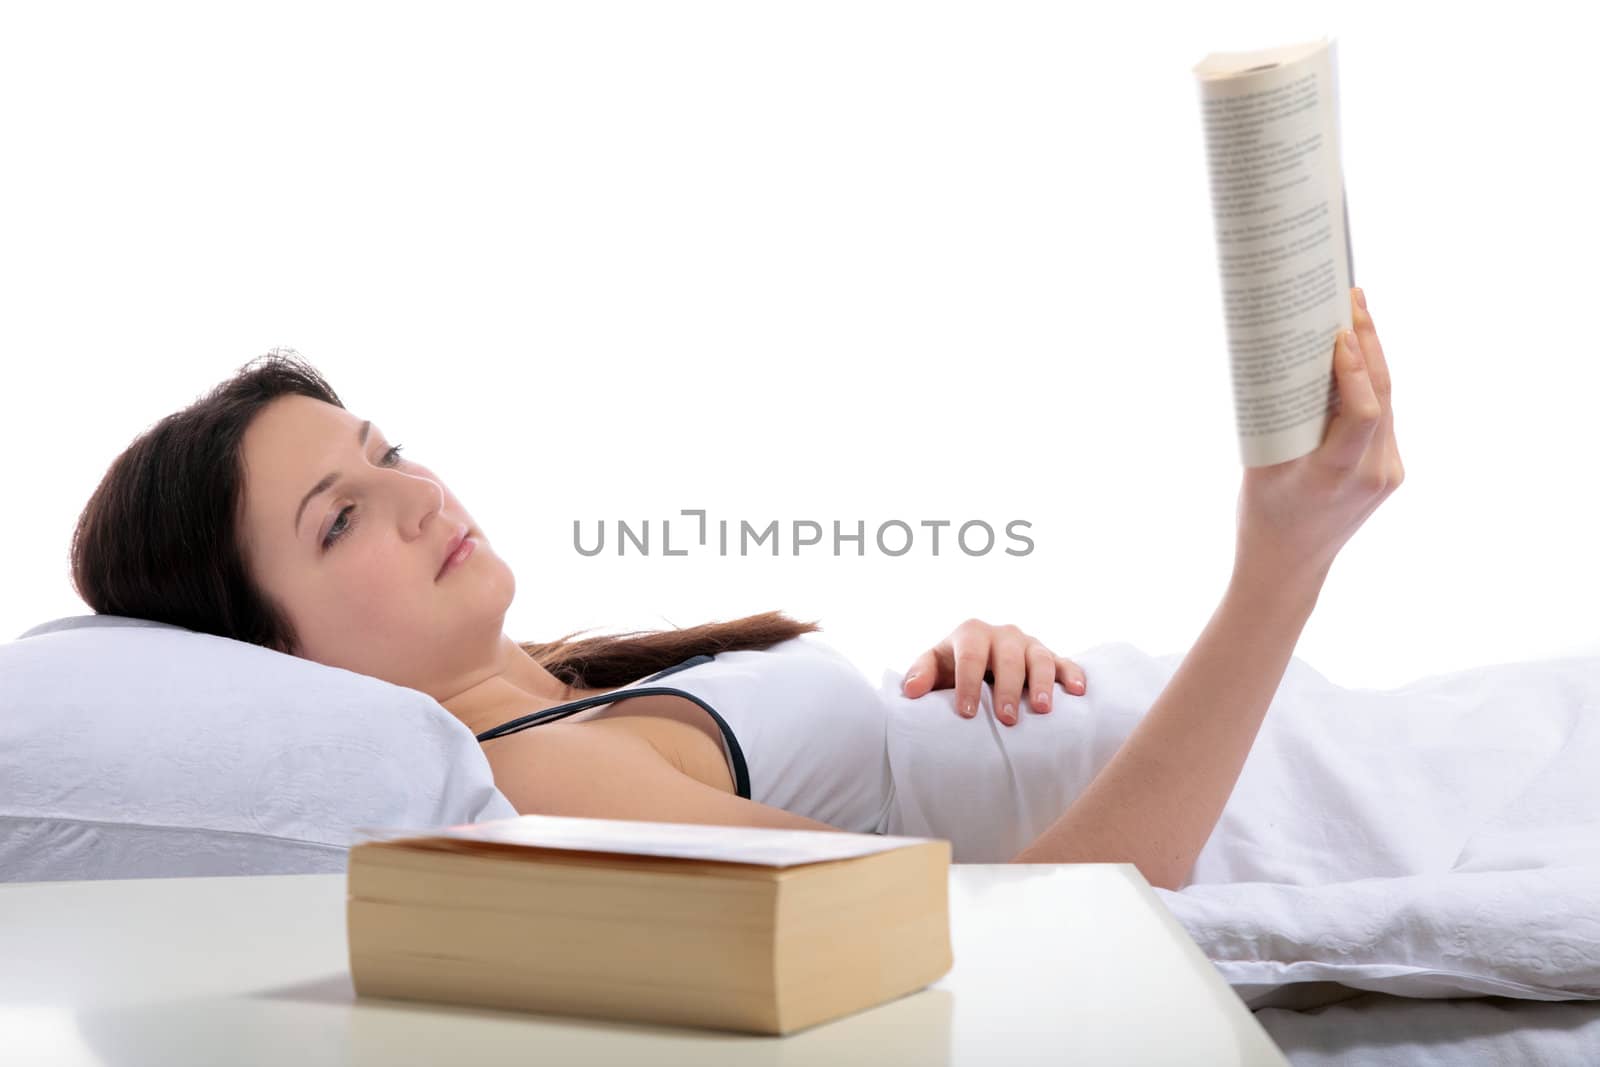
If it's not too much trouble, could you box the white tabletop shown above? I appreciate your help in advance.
[1,862,1288,1066]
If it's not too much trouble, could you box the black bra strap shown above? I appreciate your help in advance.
[473,653,716,743]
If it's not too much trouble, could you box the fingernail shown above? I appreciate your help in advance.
[1073,675,1086,693]
[962,699,976,717]
[1035,691,1051,711]
[1001,702,1014,724]
[1356,287,1367,310]
[905,671,919,686]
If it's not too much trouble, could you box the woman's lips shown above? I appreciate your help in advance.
[437,524,470,580]
[438,536,475,578]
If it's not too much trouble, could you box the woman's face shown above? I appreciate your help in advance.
[237,394,515,696]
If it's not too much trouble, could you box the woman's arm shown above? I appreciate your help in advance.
[1007,559,1323,890]
[493,719,850,834]
[1011,288,1403,890]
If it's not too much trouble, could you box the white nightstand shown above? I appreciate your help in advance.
[0,863,1288,1065]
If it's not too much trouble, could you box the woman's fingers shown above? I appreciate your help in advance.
[1056,657,1086,697]
[952,635,990,718]
[1351,288,1405,489]
[901,622,1091,727]
[901,649,938,697]
[1026,644,1057,716]
[1352,288,1390,403]
[989,635,1028,725]
[1322,327,1384,472]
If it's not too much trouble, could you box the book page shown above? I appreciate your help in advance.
[1193,36,1356,467]
[353,813,935,867]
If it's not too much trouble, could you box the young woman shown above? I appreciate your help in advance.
[69,287,1400,892]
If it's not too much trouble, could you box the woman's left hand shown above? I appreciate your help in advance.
[900,618,1087,726]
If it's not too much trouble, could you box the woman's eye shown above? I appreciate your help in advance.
[322,444,406,550]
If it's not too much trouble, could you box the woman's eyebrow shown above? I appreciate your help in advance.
[293,420,372,536]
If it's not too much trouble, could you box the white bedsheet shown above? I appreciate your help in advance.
[874,640,1600,1006]
[1255,993,1600,1065]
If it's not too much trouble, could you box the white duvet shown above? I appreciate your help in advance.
[874,641,1600,1008]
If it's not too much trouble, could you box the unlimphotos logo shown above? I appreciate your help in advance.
[573,510,1034,557]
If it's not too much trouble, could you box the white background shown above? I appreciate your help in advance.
[3,1,1595,691]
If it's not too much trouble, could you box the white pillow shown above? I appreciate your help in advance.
[1,614,517,882]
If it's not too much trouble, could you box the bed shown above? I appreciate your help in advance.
[5,613,1597,1064]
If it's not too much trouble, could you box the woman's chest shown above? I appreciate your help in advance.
[519,692,737,796]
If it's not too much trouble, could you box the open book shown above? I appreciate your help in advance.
[1193,36,1356,467]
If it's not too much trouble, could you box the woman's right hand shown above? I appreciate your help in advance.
[1233,286,1404,591]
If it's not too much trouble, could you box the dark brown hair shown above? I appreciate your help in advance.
[69,348,823,689]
